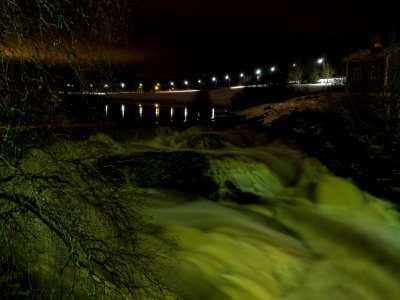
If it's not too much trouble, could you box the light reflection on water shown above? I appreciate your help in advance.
[104,103,217,125]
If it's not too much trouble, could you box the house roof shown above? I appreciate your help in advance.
[342,47,392,62]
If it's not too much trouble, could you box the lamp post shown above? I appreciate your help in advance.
[184,80,189,90]
[291,63,300,84]
[256,68,261,81]
[240,72,245,85]
[225,74,230,87]
[317,57,328,83]
[212,76,217,88]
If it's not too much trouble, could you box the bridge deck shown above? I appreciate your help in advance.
[105,87,244,106]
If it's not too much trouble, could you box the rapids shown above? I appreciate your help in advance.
[111,126,400,299]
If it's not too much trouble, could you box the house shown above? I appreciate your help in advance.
[342,36,400,91]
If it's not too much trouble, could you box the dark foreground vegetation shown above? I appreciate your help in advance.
[0,1,173,298]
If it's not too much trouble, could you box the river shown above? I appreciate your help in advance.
[102,125,400,299]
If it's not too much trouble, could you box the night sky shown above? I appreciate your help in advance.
[119,1,396,81]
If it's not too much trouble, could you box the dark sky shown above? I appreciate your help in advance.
[120,0,397,81]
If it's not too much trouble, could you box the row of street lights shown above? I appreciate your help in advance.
[144,71,258,91]
[134,65,285,92]
[64,64,279,92]
[76,57,327,92]
[147,70,259,91]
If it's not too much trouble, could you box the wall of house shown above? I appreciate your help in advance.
[386,49,400,88]
[347,59,386,91]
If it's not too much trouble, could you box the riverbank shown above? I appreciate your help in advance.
[235,90,400,203]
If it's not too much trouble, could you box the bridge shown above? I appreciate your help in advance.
[101,83,333,106]
[64,87,246,125]
[104,86,246,107]
[63,84,333,125]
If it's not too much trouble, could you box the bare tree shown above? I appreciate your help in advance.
[0,1,169,298]
[381,31,400,134]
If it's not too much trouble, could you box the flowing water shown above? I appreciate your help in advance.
[109,126,400,300]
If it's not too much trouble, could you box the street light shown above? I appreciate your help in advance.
[239,72,245,85]
[270,66,276,72]
[291,63,300,84]
[212,76,217,88]
[317,57,327,82]
[170,81,174,90]
[184,80,189,90]
[225,75,230,87]
[255,68,262,81]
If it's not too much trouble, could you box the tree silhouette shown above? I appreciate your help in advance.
[0,1,169,298]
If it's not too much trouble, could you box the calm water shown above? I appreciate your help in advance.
[64,94,221,126]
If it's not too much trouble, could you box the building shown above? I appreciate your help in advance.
[342,36,400,91]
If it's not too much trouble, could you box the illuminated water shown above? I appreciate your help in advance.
[111,126,400,299]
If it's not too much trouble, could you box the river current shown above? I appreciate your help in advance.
[107,126,400,299]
